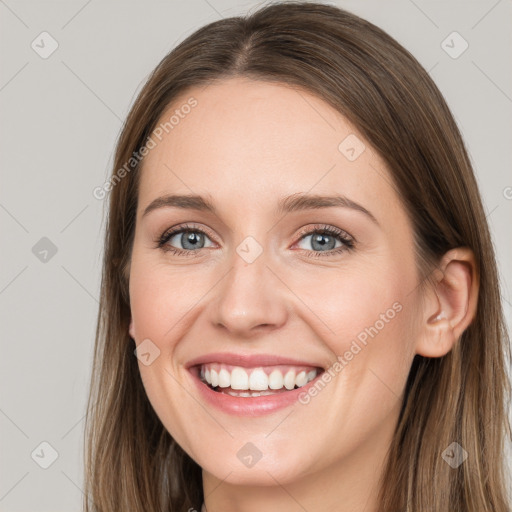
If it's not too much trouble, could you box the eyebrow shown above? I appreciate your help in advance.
[142,193,378,225]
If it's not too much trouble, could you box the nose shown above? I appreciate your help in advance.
[209,247,289,339]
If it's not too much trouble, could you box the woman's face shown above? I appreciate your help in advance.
[128,77,424,491]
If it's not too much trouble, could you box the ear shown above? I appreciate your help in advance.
[415,247,479,358]
[129,318,135,339]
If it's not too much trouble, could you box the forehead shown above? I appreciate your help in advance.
[137,77,400,224]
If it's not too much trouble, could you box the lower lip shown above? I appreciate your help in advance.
[189,369,323,416]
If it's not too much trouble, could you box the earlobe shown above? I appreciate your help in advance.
[129,318,135,339]
[415,248,479,358]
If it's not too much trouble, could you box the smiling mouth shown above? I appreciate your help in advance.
[194,363,324,397]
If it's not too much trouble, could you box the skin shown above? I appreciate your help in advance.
[127,77,478,512]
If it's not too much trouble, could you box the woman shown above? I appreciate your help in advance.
[84,2,511,511]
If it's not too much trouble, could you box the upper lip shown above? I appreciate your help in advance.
[185,352,325,370]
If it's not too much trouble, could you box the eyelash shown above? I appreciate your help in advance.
[155,223,355,258]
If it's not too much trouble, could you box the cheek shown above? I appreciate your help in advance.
[128,254,210,451]
[129,253,207,346]
[289,260,418,415]
[276,269,416,473]
[293,263,412,355]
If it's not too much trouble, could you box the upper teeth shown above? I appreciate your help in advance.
[200,364,318,391]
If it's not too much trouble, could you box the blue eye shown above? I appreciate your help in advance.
[157,224,215,256]
[157,223,355,258]
[293,224,354,258]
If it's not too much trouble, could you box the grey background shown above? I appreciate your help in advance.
[1,0,511,510]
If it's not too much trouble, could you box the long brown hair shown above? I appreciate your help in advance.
[84,2,511,510]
